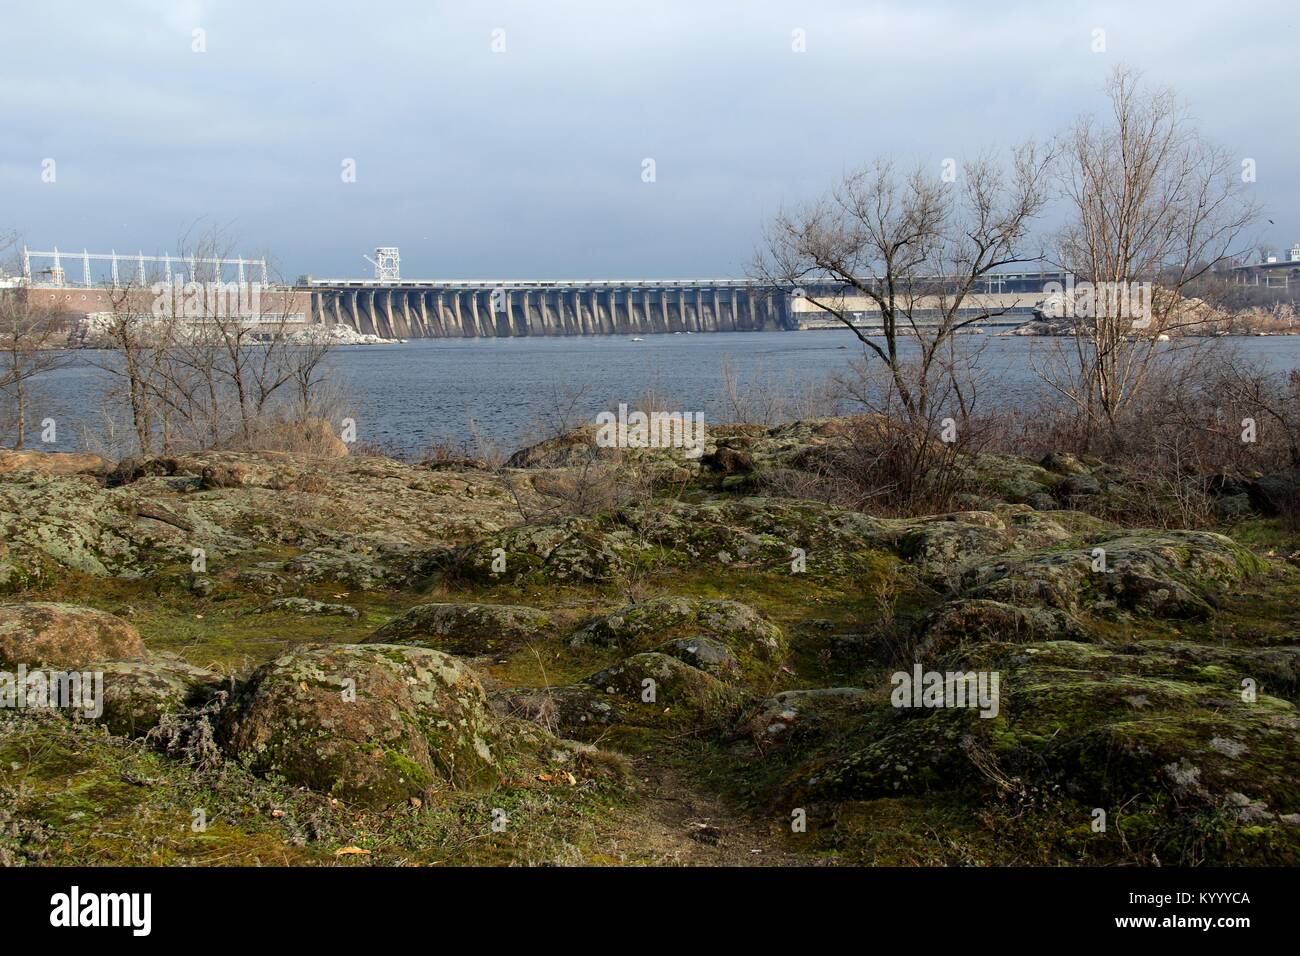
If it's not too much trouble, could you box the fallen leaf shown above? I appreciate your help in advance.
[335,846,371,856]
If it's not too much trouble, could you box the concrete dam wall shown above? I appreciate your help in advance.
[308,281,795,339]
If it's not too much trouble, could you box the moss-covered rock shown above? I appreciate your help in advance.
[0,603,146,669]
[93,656,227,737]
[873,506,1100,579]
[447,496,887,586]
[653,635,742,682]
[450,516,631,585]
[960,530,1267,619]
[256,597,360,620]
[366,602,552,656]
[231,567,289,596]
[218,643,506,807]
[582,652,744,730]
[569,597,786,681]
[282,546,416,590]
[493,649,746,738]
[1,452,521,586]
[744,687,871,750]
[787,637,1300,850]
[952,454,1061,506]
[915,599,1087,664]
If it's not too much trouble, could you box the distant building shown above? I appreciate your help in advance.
[1231,243,1300,287]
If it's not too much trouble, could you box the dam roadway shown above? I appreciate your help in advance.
[305,274,1060,339]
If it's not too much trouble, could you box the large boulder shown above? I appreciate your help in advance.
[366,602,552,656]
[582,652,743,729]
[218,643,505,807]
[0,603,145,669]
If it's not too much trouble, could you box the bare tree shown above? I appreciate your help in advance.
[90,226,339,456]
[0,290,68,448]
[753,146,1051,423]
[99,278,173,456]
[1040,65,1259,446]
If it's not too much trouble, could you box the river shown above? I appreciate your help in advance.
[18,331,1300,457]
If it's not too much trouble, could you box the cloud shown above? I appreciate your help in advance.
[0,0,1294,278]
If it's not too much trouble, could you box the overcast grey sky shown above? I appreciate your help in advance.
[1,0,1296,280]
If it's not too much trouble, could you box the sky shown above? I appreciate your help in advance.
[1,0,1297,281]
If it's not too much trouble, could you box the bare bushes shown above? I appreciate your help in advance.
[89,231,349,460]
[1010,346,1299,527]
[758,344,998,516]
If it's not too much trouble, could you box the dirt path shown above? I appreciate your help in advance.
[591,754,821,866]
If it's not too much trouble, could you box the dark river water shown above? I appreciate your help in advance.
[22,331,1300,457]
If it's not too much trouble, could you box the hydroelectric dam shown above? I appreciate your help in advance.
[304,249,1061,338]
[304,267,1062,340]
[14,246,1063,339]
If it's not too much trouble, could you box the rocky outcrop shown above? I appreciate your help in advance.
[0,452,520,588]
[449,496,884,586]
[915,599,1086,663]
[957,530,1266,619]
[787,638,1300,831]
